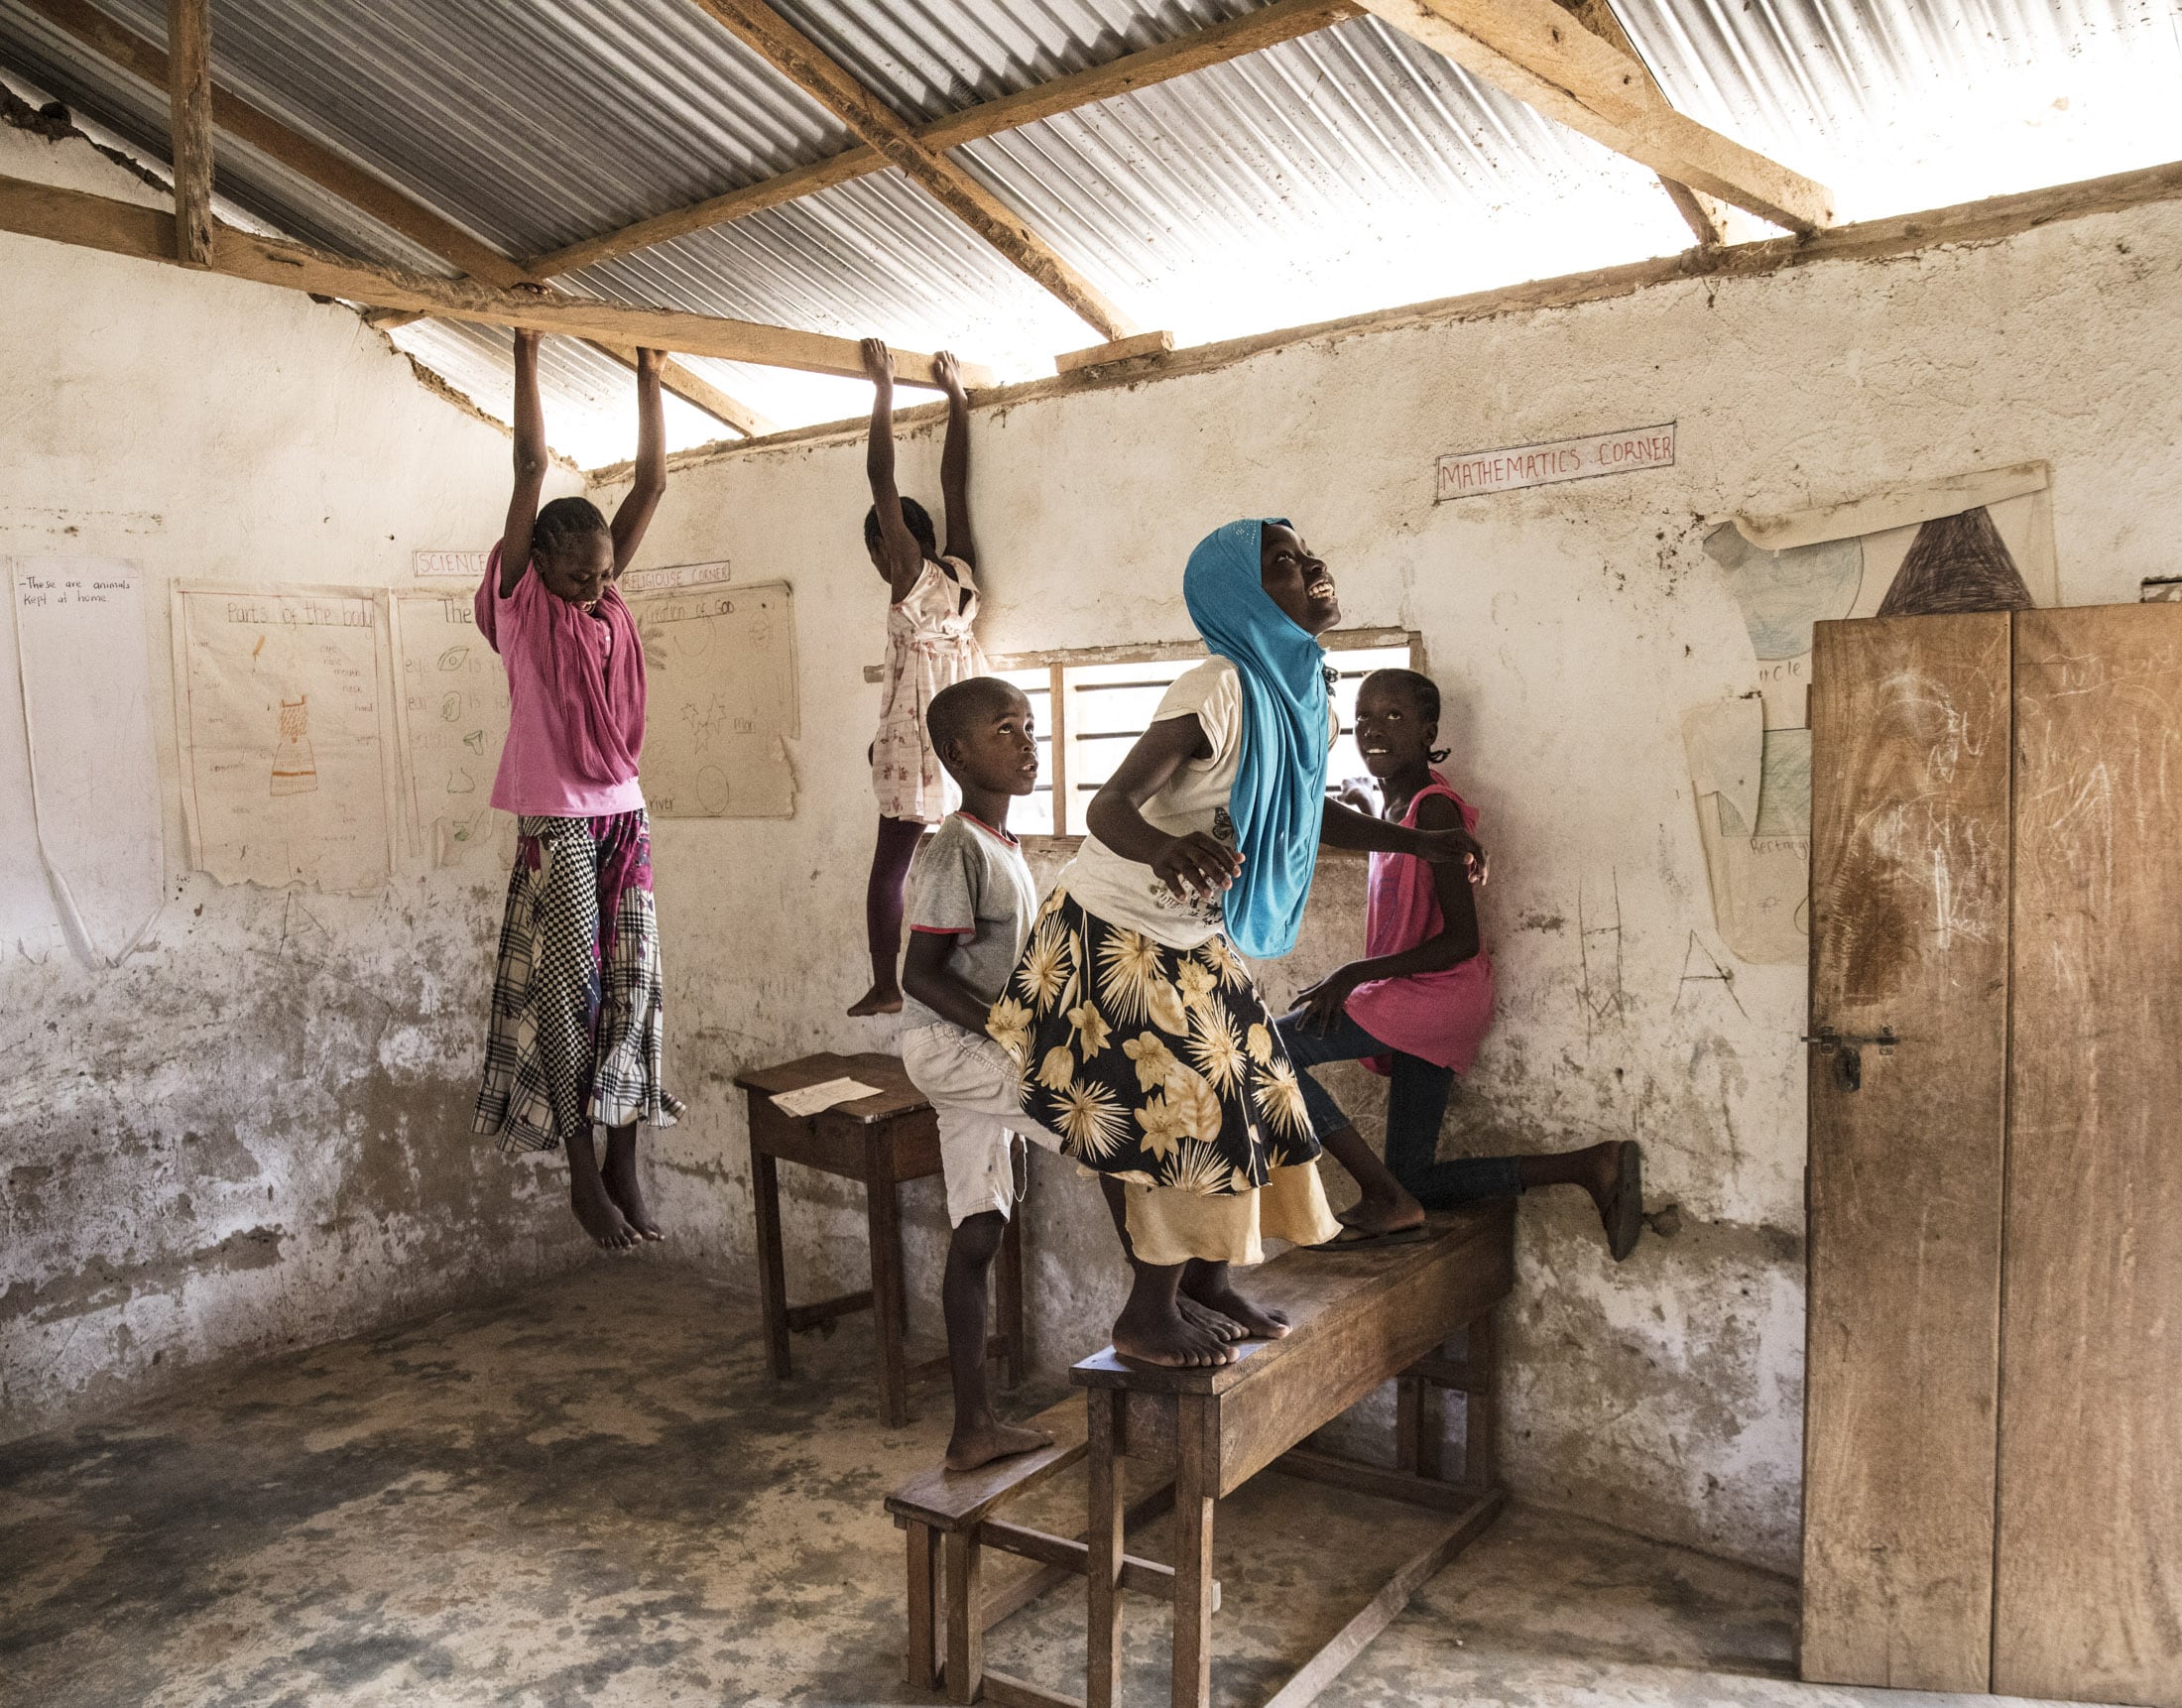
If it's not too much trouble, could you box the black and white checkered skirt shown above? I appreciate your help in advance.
[473,810,684,1155]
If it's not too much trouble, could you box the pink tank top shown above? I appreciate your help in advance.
[1344,773,1496,1074]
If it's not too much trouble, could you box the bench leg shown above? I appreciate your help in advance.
[1171,1393,1217,1708]
[1087,1390,1124,1708]
[751,1147,791,1380]
[998,1198,1026,1391]
[1396,1373,1444,1481]
[943,1528,985,1704]
[907,1520,941,1690]
[1463,1312,1498,1493]
[869,1171,910,1428]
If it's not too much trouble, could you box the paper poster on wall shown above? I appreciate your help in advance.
[1684,703,1810,965]
[632,580,797,819]
[9,560,165,965]
[391,591,513,866]
[173,586,399,894]
[1706,461,2056,728]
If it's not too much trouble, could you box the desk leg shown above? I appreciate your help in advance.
[998,1201,1026,1391]
[943,1528,983,1704]
[1464,1311,1498,1492]
[868,1169,910,1428]
[907,1520,940,1690]
[1172,1393,1217,1708]
[1087,1389,1124,1708]
[751,1146,791,1381]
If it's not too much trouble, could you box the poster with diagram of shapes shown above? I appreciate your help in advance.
[1707,461,2055,729]
[630,580,797,819]
[391,591,514,866]
[173,586,399,894]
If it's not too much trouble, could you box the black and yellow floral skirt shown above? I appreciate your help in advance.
[988,888,1339,1265]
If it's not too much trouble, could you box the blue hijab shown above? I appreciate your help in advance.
[1183,518,1329,960]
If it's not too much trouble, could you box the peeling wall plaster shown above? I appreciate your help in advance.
[0,118,589,1440]
[600,196,2182,1572]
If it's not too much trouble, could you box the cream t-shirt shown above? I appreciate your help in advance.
[1060,658,1336,951]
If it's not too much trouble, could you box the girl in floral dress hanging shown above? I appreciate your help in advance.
[848,337,989,1016]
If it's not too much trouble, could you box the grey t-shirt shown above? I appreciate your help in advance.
[902,812,1038,1035]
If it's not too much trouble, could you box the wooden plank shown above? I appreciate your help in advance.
[1996,603,2182,1707]
[1260,1489,1505,1708]
[1085,1390,1124,1708]
[0,173,981,384]
[1801,611,2013,1692]
[16,0,767,431]
[982,1673,1085,1708]
[1054,330,1175,374]
[164,0,212,266]
[977,1518,1214,1603]
[525,0,1361,280]
[1272,1447,1483,1514]
[784,1288,872,1330]
[886,1395,1088,1531]
[1351,0,1832,232]
[681,0,1135,338]
[976,1483,1175,1631]
[1557,0,1727,246]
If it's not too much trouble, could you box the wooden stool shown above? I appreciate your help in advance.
[735,1050,1026,1428]
[1075,1202,1515,1708]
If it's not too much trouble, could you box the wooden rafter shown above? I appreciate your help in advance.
[11,0,775,434]
[526,0,1363,281]
[1557,0,1728,247]
[681,0,1137,340]
[1353,0,1833,233]
[163,0,209,264]
[0,172,988,385]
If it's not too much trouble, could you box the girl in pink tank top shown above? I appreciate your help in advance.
[1276,670,1647,1261]
[471,331,684,1253]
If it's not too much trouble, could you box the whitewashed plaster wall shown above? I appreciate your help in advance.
[0,114,589,1440]
[605,194,2182,1573]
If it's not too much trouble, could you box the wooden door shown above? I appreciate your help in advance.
[1995,604,2182,1707]
[1802,611,2015,1690]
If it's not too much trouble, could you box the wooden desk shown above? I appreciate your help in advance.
[734,1050,1025,1428]
[1073,1202,1515,1708]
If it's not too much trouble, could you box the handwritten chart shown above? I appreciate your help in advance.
[10,560,164,964]
[631,580,797,818]
[173,587,398,894]
[392,591,513,866]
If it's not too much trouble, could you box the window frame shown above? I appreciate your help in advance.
[989,627,1424,842]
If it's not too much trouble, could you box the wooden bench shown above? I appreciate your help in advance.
[1075,1201,1515,1708]
[735,1050,1026,1428]
[886,1395,1221,1707]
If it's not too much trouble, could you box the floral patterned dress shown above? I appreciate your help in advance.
[872,556,987,824]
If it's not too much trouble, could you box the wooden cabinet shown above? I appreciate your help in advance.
[1802,604,2182,1707]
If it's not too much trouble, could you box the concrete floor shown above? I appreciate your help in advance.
[0,1263,2093,1708]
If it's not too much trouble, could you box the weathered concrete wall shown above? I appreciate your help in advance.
[604,194,2182,1572]
[0,114,591,1439]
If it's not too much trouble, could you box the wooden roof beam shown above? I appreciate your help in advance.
[1353,0,1833,233]
[681,0,1139,340]
[0,172,986,385]
[1557,0,1728,247]
[526,0,1363,281]
[163,0,210,264]
[12,0,775,434]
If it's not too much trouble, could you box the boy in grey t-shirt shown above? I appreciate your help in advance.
[900,677,1063,1471]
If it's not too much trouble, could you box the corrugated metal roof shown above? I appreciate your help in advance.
[4,0,2177,466]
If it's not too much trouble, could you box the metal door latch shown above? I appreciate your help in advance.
[1801,1026,1898,1092]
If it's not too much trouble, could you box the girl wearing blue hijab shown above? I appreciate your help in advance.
[991,520,1486,1370]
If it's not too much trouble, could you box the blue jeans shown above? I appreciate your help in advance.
[1277,1011,1522,1210]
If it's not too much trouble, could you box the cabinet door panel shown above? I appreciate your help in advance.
[1803,611,2013,1690]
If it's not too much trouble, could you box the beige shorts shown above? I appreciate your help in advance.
[900,1024,1063,1227]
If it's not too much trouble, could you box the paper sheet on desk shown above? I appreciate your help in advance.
[771,1077,884,1118]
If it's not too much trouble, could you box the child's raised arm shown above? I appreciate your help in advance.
[863,337,925,602]
[499,327,549,596]
[935,351,976,570]
[609,347,667,577]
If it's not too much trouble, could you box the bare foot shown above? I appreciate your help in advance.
[1112,1298,1237,1369]
[569,1168,640,1251]
[1179,1293,1247,1343]
[946,1418,1053,1472]
[1335,1186,1426,1237]
[847,982,904,1017]
[602,1144,665,1242]
[1180,1269,1289,1340]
